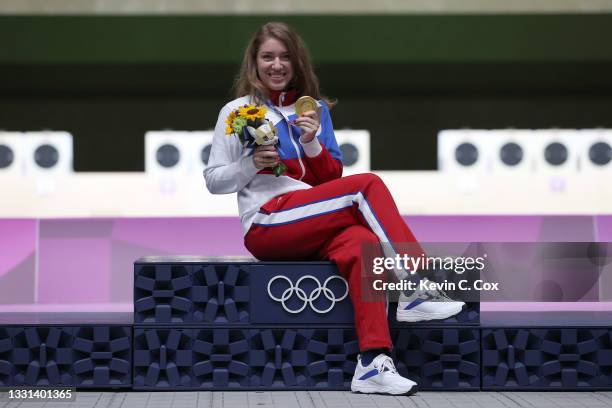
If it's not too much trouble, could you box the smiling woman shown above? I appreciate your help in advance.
[204,21,464,397]
[233,21,327,107]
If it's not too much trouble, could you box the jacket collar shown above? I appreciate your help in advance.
[268,89,297,107]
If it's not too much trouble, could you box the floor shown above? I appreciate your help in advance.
[3,391,612,408]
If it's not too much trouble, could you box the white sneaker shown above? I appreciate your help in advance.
[351,354,418,396]
[396,280,465,322]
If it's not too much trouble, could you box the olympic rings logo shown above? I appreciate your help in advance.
[266,275,349,314]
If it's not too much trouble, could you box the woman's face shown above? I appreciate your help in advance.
[256,37,294,91]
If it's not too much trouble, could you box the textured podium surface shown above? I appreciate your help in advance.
[134,258,481,327]
[480,311,612,390]
[0,324,132,387]
[131,257,483,390]
[133,327,360,390]
[2,258,612,391]
[481,311,612,327]
[482,327,612,389]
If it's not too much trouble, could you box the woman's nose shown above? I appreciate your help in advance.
[272,57,282,68]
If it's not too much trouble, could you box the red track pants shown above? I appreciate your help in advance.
[244,173,419,351]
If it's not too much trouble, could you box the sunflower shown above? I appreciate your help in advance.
[239,105,267,121]
[225,110,237,134]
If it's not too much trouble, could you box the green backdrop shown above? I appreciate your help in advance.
[1,14,612,171]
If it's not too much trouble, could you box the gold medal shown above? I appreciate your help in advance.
[295,96,318,116]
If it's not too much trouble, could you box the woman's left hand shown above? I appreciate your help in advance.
[294,110,320,143]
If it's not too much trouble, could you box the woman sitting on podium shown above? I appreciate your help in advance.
[205,21,463,396]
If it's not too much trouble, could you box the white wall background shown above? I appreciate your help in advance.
[2,0,612,14]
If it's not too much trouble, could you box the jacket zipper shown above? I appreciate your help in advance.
[279,92,306,180]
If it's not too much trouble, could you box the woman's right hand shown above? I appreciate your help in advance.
[252,145,279,169]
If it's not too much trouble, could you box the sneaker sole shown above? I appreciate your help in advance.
[396,304,464,322]
[351,382,418,396]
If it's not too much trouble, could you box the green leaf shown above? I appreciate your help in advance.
[274,162,287,177]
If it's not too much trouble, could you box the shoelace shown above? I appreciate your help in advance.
[424,288,454,301]
[373,355,398,374]
[416,279,455,302]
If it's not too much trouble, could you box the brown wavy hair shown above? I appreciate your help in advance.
[233,21,335,108]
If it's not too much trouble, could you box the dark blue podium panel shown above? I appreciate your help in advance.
[249,328,311,388]
[0,328,12,386]
[11,327,74,386]
[133,327,359,390]
[250,264,354,325]
[482,328,612,389]
[134,263,250,324]
[72,327,132,387]
[134,326,482,390]
[192,329,251,388]
[250,328,358,388]
[257,328,358,389]
[135,258,479,327]
[133,328,193,388]
[134,264,193,324]
[0,326,131,387]
[481,311,612,327]
[191,264,250,324]
[133,328,253,389]
[392,328,480,390]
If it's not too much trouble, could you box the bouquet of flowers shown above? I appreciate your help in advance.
[225,104,286,176]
